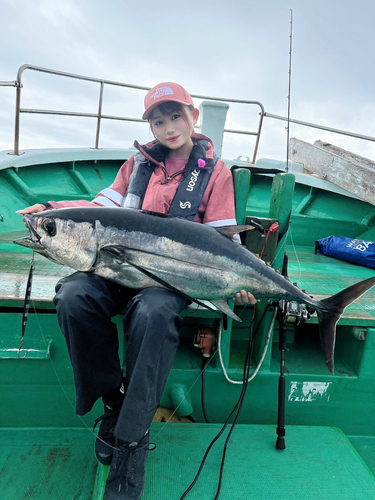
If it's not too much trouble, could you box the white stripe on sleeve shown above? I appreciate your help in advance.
[93,188,124,206]
[205,218,238,228]
[93,196,119,208]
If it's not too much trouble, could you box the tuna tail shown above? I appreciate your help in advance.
[316,276,375,373]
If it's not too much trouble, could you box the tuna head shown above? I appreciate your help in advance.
[14,213,97,271]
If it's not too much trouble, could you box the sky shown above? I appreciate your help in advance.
[1,0,375,164]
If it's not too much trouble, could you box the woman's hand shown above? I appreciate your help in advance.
[16,204,46,215]
[232,290,257,305]
[16,204,46,228]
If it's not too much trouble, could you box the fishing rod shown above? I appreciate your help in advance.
[285,9,293,173]
[275,8,293,450]
[18,252,35,358]
[275,301,288,450]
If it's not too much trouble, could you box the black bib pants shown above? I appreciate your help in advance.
[54,272,188,443]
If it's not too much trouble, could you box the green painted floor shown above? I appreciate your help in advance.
[0,428,97,500]
[1,425,375,499]
[95,424,375,500]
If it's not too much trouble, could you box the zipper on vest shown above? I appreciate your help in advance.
[160,164,170,184]
[160,167,186,185]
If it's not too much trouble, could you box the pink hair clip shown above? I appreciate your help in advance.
[198,159,206,168]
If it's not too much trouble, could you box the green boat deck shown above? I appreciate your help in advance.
[286,245,375,323]
[1,155,375,499]
[2,424,375,500]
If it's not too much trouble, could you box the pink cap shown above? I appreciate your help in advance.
[143,82,194,120]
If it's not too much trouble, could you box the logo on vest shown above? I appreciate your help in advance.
[186,169,200,192]
[180,201,192,209]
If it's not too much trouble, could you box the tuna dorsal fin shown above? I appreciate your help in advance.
[215,224,254,239]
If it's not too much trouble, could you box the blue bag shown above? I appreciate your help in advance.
[315,236,375,270]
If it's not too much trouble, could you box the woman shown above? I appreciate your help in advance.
[17,82,256,500]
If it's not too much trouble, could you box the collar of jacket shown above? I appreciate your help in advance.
[133,133,216,169]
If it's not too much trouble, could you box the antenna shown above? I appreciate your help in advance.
[286,9,293,173]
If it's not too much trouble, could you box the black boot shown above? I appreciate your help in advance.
[104,431,153,499]
[94,391,125,466]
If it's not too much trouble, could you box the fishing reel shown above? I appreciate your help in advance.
[275,299,313,325]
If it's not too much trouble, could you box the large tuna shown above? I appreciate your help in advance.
[15,207,375,373]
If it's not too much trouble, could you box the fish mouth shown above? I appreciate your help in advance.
[13,230,60,264]
[24,215,43,244]
[14,236,42,250]
[13,215,45,252]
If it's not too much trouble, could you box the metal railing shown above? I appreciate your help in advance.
[0,81,18,87]
[5,65,375,161]
[264,112,375,144]
[8,64,265,163]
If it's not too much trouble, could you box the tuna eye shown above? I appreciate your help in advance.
[42,219,56,236]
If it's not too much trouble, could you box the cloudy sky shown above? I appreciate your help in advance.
[1,0,375,163]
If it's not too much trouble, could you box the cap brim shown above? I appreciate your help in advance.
[143,96,193,120]
[142,101,161,120]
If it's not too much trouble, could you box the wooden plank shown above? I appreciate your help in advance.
[314,140,375,171]
[290,138,375,206]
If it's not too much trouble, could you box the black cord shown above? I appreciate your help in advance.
[214,304,275,499]
[201,357,210,423]
[213,315,257,500]
[179,395,243,499]
[180,304,274,500]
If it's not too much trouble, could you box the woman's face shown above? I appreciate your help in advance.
[150,105,199,158]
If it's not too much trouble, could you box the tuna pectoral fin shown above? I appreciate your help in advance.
[131,262,227,316]
[211,300,242,322]
[102,245,221,317]
[101,245,242,322]
[317,276,375,373]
